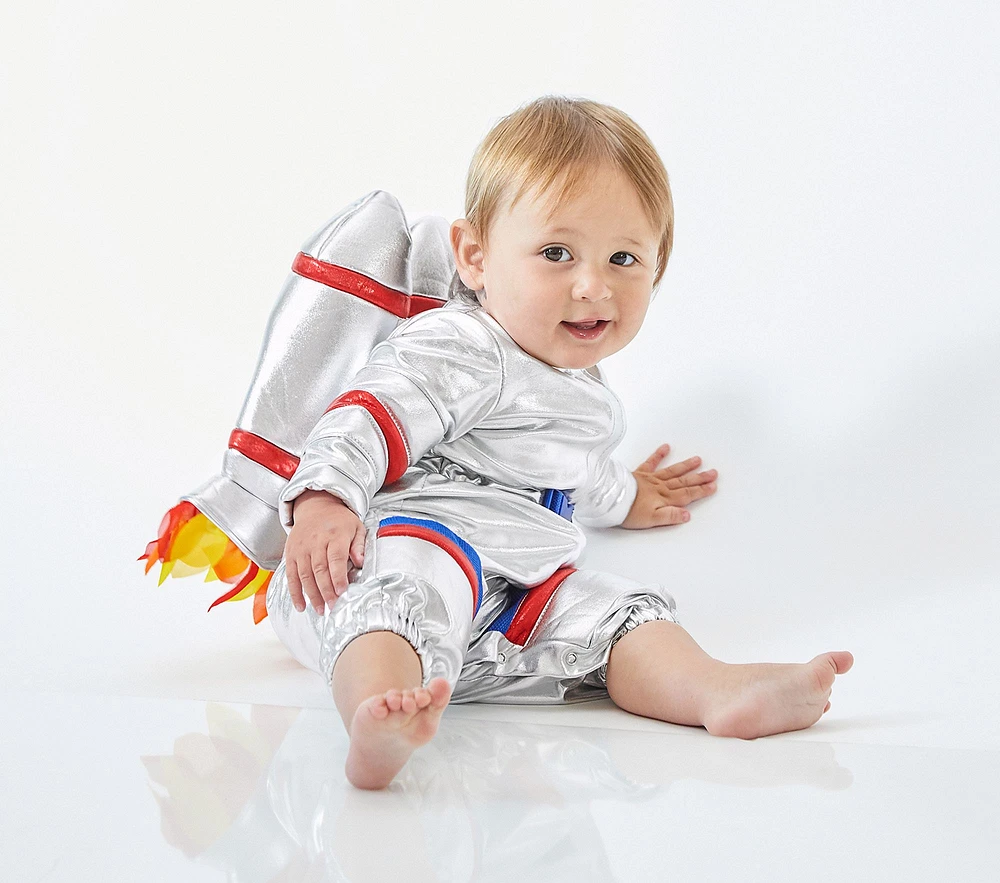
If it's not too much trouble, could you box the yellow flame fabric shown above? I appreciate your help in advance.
[139,501,272,623]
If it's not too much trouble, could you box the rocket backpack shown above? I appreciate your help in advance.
[139,192,455,623]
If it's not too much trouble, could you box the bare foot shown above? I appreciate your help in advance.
[345,677,452,789]
[703,651,854,739]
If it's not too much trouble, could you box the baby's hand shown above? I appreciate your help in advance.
[285,490,367,614]
[621,443,718,530]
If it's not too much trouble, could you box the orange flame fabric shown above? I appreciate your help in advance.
[139,501,272,623]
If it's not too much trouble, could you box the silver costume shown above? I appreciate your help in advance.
[266,301,678,704]
[158,187,677,702]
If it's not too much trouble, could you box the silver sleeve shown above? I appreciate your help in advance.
[571,456,638,528]
[279,310,504,527]
[278,406,389,523]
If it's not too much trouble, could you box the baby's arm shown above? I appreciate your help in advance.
[619,443,717,529]
[278,310,504,614]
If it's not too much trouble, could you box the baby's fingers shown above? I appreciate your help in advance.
[651,506,691,526]
[325,547,353,597]
[655,455,703,479]
[287,562,307,613]
[295,560,326,615]
[636,443,671,473]
[665,481,717,506]
[308,553,340,612]
[349,524,367,571]
[663,468,717,490]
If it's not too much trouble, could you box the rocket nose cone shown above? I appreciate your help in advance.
[300,190,413,295]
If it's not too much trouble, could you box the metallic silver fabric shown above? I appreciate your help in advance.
[184,472,287,572]
[267,513,478,687]
[266,515,678,702]
[280,300,639,586]
[372,466,584,588]
[181,191,451,569]
[408,214,455,301]
[454,569,678,705]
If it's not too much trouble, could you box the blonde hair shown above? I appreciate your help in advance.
[463,95,674,289]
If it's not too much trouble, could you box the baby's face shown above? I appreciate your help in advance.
[463,164,659,370]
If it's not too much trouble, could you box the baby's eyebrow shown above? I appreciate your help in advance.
[546,226,648,249]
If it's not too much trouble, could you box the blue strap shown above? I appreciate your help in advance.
[540,488,575,521]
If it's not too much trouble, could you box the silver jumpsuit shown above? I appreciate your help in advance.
[266,299,678,704]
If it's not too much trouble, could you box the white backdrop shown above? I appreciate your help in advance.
[2,1,997,750]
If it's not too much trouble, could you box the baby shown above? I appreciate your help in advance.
[265,95,853,790]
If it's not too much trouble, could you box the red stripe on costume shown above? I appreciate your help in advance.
[292,252,440,319]
[326,390,410,484]
[376,523,480,615]
[228,430,300,479]
[506,567,576,646]
[408,294,444,315]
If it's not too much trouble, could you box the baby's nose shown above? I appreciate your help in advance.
[571,267,612,300]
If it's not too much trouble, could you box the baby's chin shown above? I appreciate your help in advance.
[550,355,613,371]
[554,332,636,369]
[535,341,628,371]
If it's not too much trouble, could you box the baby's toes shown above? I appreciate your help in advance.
[399,691,417,715]
[412,688,433,710]
[427,677,453,709]
[384,689,403,713]
[817,651,854,677]
[810,652,852,694]
[829,651,854,674]
[366,694,390,721]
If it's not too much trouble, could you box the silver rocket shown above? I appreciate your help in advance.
[181,191,453,570]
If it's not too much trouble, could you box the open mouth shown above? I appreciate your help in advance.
[561,319,610,340]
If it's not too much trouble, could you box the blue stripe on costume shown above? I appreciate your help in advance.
[377,516,484,614]
[488,589,528,635]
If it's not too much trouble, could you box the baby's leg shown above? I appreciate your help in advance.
[283,515,481,789]
[605,620,853,738]
[452,567,851,738]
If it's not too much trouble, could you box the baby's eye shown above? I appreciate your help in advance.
[610,252,637,267]
[542,246,571,262]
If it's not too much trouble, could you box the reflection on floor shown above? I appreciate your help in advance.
[4,692,996,882]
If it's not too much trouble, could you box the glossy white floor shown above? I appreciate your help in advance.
[2,506,998,882]
[3,688,996,883]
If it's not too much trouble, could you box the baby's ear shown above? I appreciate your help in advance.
[450,219,485,291]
